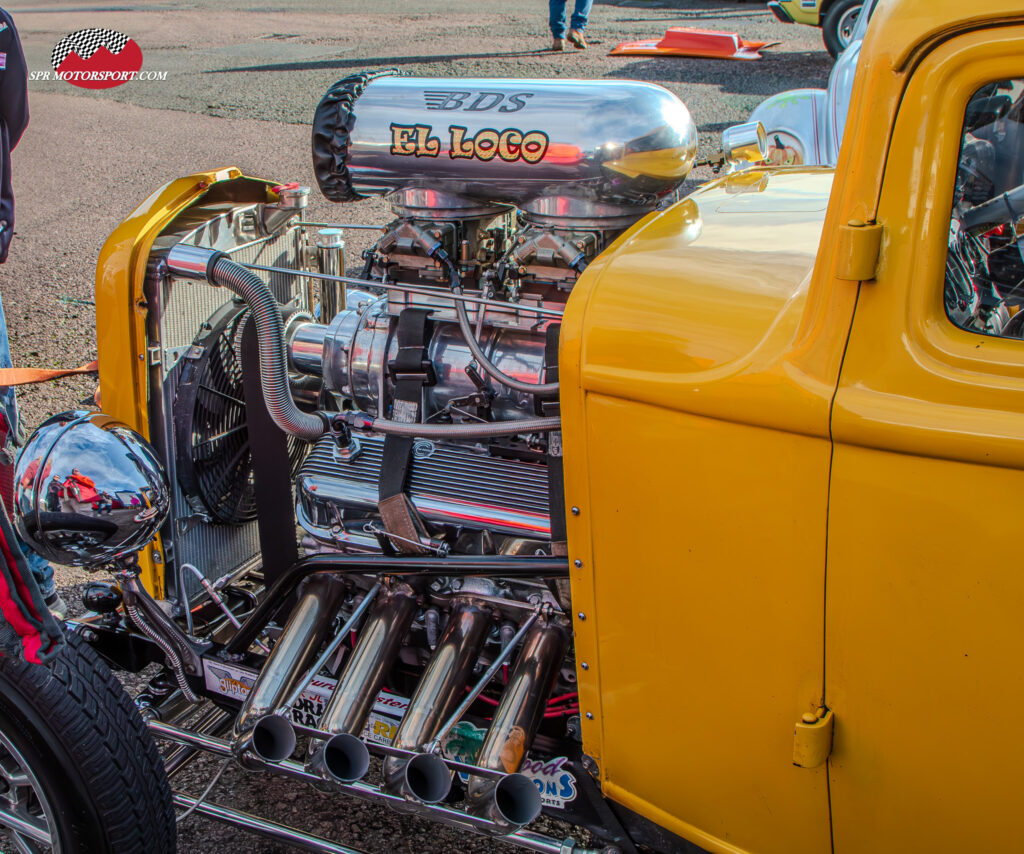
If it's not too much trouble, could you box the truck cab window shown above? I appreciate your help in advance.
[946,79,1024,337]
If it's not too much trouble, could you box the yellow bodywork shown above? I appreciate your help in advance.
[94,167,263,596]
[561,0,1024,852]
[776,0,823,27]
[560,169,841,854]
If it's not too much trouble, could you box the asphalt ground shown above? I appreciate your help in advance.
[0,1,832,851]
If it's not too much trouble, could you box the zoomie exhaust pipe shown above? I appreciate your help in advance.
[466,614,570,828]
[382,599,492,803]
[233,575,345,764]
[308,582,420,783]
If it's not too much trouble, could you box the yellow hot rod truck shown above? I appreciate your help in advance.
[0,0,1021,852]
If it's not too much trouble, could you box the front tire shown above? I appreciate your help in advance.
[0,629,176,853]
[822,0,862,58]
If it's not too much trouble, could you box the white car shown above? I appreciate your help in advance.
[749,0,878,167]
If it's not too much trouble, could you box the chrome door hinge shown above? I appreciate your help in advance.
[835,219,883,282]
[792,707,834,768]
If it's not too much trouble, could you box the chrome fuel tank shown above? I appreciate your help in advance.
[312,73,698,219]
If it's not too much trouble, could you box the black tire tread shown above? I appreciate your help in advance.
[821,0,862,58]
[0,629,176,853]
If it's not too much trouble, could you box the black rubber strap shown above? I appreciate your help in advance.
[535,322,561,416]
[379,308,435,500]
[241,317,298,587]
[312,70,398,203]
[377,309,435,554]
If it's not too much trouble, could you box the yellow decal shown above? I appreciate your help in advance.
[390,123,549,164]
[389,123,441,157]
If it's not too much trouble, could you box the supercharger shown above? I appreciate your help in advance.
[289,72,698,553]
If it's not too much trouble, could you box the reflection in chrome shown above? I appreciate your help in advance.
[323,76,699,218]
[13,411,169,567]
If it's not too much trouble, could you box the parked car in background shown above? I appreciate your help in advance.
[768,0,864,57]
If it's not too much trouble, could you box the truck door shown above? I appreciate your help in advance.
[829,26,1024,853]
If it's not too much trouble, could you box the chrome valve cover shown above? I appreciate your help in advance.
[296,434,551,544]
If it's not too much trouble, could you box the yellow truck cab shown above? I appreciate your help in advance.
[562,0,1024,851]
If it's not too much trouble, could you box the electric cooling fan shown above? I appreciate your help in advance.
[174,302,307,524]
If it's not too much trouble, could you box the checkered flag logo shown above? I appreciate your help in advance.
[51,29,130,70]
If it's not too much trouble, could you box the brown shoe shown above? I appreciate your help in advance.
[552,37,566,51]
[567,29,587,49]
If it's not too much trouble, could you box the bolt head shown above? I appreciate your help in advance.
[573,559,582,568]
[577,612,586,621]
[585,712,594,720]
[571,506,580,515]
[581,662,589,670]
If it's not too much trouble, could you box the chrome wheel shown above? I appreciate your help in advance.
[836,6,860,50]
[0,728,59,853]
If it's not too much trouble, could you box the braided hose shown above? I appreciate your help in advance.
[124,602,201,704]
[436,249,560,397]
[339,410,560,439]
[209,256,328,441]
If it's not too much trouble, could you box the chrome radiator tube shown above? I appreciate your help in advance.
[382,599,492,803]
[166,244,329,441]
[233,575,345,763]
[309,582,420,783]
[466,615,570,828]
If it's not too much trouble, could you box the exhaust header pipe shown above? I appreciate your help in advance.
[467,614,570,828]
[246,714,298,764]
[232,575,345,764]
[382,598,492,802]
[309,582,419,783]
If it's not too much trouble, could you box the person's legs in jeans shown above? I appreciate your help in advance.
[569,0,593,32]
[549,0,568,39]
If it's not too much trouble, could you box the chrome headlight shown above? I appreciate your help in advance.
[14,411,169,566]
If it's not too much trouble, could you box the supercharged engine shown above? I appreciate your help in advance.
[23,72,702,853]
[290,72,697,556]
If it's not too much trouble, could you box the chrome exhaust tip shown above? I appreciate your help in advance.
[401,753,453,804]
[311,733,371,783]
[244,714,297,763]
[490,773,543,828]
